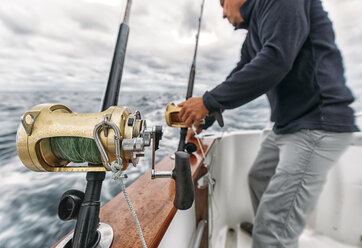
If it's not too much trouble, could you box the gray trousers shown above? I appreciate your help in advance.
[248,129,352,248]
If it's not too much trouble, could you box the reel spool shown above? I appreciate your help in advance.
[16,104,161,172]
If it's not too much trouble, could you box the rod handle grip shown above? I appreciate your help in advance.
[172,151,194,210]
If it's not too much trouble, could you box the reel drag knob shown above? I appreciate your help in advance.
[58,190,85,221]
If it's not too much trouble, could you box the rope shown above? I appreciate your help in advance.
[110,161,148,248]
[191,124,206,159]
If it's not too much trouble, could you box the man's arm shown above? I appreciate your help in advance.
[203,0,310,112]
[185,43,248,129]
[226,60,247,80]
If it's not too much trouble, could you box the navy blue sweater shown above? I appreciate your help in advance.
[202,0,358,133]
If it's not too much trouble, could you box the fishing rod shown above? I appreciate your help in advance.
[185,0,205,100]
[70,1,133,247]
[178,0,206,152]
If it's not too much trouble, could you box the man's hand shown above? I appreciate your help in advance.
[178,97,209,129]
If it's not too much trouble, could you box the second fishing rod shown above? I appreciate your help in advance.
[178,0,206,152]
[176,0,223,153]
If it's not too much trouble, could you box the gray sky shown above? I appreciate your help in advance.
[0,0,361,98]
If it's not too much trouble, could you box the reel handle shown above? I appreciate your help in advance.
[172,151,194,210]
[151,129,194,210]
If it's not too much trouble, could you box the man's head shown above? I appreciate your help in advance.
[220,0,247,27]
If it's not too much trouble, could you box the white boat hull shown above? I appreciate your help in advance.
[160,130,362,248]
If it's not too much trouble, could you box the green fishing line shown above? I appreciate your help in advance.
[50,137,102,164]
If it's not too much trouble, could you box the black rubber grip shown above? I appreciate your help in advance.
[172,151,194,210]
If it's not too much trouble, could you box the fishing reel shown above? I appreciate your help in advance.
[165,102,224,154]
[16,103,162,172]
[17,103,195,210]
[165,102,224,128]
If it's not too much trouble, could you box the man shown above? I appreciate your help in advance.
[178,0,358,247]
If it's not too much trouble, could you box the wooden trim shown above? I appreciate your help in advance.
[52,138,214,248]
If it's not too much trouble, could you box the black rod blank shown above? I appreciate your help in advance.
[101,0,132,110]
[186,0,205,100]
[178,0,206,152]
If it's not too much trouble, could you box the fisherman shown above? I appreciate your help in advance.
[178,0,359,247]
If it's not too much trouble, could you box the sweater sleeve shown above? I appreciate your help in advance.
[226,60,246,80]
[203,0,310,112]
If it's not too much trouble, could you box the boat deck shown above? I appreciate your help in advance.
[215,225,359,248]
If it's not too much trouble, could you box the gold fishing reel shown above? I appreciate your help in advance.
[165,102,185,128]
[165,102,206,128]
[16,104,162,172]
[165,102,224,128]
